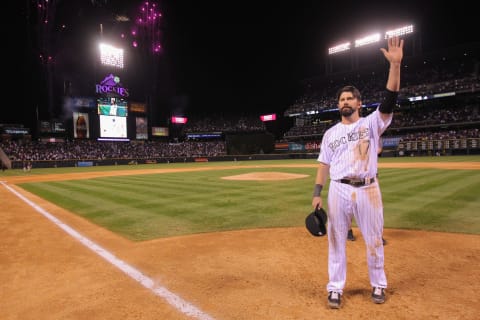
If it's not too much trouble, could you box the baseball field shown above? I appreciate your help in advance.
[1,155,479,319]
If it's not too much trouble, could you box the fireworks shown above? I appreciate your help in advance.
[36,0,57,65]
[131,1,162,55]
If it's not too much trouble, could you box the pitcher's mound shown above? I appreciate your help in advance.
[222,171,309,180]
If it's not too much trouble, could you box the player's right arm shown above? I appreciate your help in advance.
[312,162,329,209]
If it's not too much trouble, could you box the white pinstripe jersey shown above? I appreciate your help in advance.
[317,109,392,180]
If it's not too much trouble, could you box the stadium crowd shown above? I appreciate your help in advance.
[283,44,479,141]
[285,48,479,116]
[182,113,266,134]
[284,102,480,138]
[1,140,226,162]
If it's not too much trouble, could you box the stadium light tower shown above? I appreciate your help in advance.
[328,42,351,55]
[385,25,414,39]
[354,33,381,48]
[99,43,124,69]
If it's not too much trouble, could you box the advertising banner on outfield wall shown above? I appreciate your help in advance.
[274,142,307,152]
[289,142,305,151]
[305,141,321,151]
[274,142,289,151]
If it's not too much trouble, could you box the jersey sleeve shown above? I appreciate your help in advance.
[373,109,392,135]
[317,130,333,165]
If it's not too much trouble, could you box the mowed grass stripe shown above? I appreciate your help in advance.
[18,167,315,240]
[380,169,480,233]
[21,181,164,221]
[116,170,258,195]
[381,169,477,203]
[16,160,480,240]
[21,179,244,240]
[378,169,463,203]
[398,176,480,231]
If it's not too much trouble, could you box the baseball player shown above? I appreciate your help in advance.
[311,36,403,309]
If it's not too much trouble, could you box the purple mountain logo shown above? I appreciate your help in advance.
[96,74,129,97]
[100,74,120,86]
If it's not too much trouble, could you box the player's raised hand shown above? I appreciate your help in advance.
[380,36,404,64]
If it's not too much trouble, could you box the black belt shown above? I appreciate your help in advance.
[339,177,375,187]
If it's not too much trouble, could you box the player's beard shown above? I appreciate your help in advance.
[340,106,355,117]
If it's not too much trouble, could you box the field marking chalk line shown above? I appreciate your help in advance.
[2,181,214,320]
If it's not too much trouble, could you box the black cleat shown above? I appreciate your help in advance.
[372,287,386,304]
[347,229,355,241]
[328,291,341,309]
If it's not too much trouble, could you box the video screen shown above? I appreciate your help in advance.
[99,115,127,138]
[97,97,128,117]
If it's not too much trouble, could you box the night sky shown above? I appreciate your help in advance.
[7,0,476,128]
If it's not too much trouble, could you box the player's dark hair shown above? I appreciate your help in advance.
[336,85,362,101]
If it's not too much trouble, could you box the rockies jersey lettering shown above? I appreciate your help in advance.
[318,109,392,180]
[328,128,370,152]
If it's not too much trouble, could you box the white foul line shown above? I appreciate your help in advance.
[2,181,214,320]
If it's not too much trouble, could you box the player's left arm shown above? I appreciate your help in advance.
[312,162,329,210]
[378,36,404,122]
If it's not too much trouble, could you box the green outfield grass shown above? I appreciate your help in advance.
[7,155,480,240]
